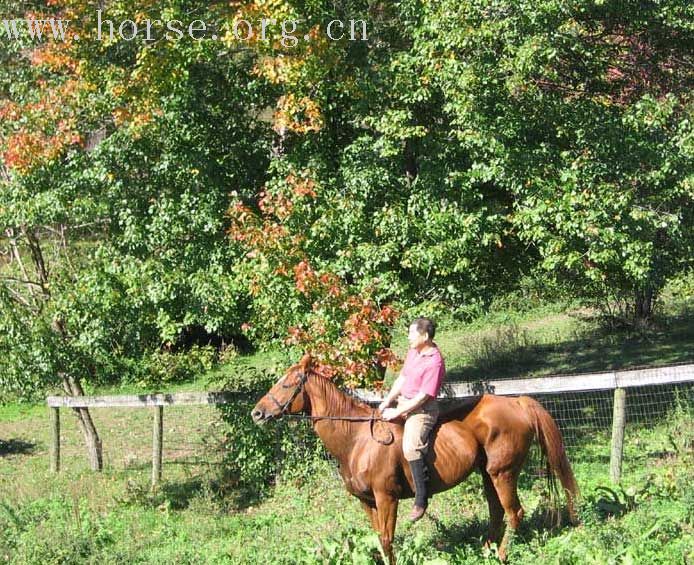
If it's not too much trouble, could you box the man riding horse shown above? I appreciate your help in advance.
[379,317,444,521]
[251,322,578,563]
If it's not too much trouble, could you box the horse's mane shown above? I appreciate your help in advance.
[307,371,373,416]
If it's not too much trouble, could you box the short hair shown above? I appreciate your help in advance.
[411,317,436,340]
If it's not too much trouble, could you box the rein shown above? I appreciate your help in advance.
[284,413,384,422]
[268,371,394,445]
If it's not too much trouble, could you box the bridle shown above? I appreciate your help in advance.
[266,370,310,416]
[263,370,394,445]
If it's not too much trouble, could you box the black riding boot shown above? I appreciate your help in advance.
[408,458,428,522]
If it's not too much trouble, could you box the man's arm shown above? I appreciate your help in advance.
[378,374,405,412]
[382,392,431,420]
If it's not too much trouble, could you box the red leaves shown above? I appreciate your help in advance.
[375,348,399,369]
[0,102,20,121]
[226,169,399,387]
[294,260,317,294]
[30,44,78,73]
[258,189,294,219]
[286,173,317,198]
[286,275,401,387]
[3,131,47,171]
[378,305,398,325]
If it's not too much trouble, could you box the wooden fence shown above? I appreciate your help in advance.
[47,362,694,487]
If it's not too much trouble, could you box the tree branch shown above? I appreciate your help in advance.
[22,226,50,296]
[2,284,37,312]
[5,228,38,300]
[0,276,43,288]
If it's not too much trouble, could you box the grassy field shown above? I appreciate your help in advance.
[1,302,693,564]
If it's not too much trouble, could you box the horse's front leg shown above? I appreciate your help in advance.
[360,499,377,530]
[374,490,399,565]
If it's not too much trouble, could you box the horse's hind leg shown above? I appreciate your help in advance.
[481,469,504,547]
[489,468,524,562]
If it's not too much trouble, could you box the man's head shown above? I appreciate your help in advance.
[407,317,436,349]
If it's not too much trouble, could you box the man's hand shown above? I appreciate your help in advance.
[378,399,392,412]
[381,407,400,421]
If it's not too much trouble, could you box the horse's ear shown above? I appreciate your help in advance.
[299,353,313,372]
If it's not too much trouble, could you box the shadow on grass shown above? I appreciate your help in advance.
[426,505,579,558]
[0,438,35,457]
[447,310,694,383]
[426,514,488,552]
[145,468,270,512]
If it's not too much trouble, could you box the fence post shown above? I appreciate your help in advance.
[50,407,60,473]
[152,406,163,488]
[610,387,626,483]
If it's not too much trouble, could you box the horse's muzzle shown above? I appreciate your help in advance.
[251,407,272,425]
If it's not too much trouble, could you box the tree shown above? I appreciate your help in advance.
[0,0,273,466]
[417,0,693,321]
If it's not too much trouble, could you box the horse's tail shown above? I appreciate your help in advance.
[520,396,579,525]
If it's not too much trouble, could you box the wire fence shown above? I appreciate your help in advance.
[50,405,227,474]
[532,381,693,449]
[46,364,694,485]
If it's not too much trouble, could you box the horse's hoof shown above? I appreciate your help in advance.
[409,505,426,522]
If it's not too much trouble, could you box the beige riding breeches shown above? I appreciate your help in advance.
[397,396,439,461]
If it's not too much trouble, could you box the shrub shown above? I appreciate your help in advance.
[211,361,328,494]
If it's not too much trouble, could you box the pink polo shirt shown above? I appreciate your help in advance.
[400,345,445,399]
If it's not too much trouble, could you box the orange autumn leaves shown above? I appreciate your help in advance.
[2,0,332,175]
[227,171,400,387]
[0,79,84,173]
[237,2,333,135]
[0,6,88,173]
[273,94,323,135]
[286,259,400,387]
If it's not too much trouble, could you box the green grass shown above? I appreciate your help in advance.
[0,403,46,423]
[1,298,693,563]
[0,398,691,564]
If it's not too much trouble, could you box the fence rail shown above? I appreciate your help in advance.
[46,363,694,409]
[354,362,694,401]
[46,391,239,408]
[46,362,694,486]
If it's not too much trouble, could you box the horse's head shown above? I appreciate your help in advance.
[251,353,313,424]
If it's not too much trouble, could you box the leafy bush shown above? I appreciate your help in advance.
[211,360,329,494]
[290,526,386,565]
[141,345,217,387]
[228,177,401,387]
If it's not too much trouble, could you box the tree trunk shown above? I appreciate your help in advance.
[22,227,104,472]
[404,137,419,187]
[62,373,103,471]
[633,286,654,322]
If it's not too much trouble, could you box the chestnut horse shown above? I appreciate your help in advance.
[251,355,578,563]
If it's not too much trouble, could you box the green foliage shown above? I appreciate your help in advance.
[2,0,693,400]
[0,0,272,396]
[212,361,328,493]
[268,526,387,564]
[417,0,694,322]
[137,346,217,388]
